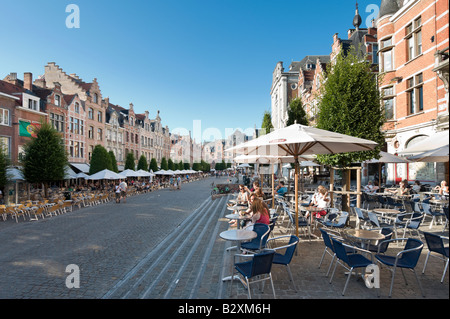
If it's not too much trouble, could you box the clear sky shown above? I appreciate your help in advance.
[0,0,379,141]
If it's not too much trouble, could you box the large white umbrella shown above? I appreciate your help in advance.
[137,169,154,177]
[6,167,25,181]
[399,131,449,154]
[227,124,378,237]
[119,169,145,178]
[86,169,123,180]
[76,172,89,179]
[364,151,410,186]
[408,145,449,163]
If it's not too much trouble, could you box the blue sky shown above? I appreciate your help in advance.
[0,0,379,141]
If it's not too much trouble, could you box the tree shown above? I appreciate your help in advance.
[315,48,384,167]
[316,48,384,212]
[90,145,112,174]
[124,152,136,170]
[287,98,308,126]
[0,144,10,197]
[137,155,148,171]
[149,158,158,172]
[21,122,68,198]
[261,110,273,135]
[168,158,175,170]
[108,151,118,173]
[183,162,190,170]
[160,157,168,170]
[192,163,200,171]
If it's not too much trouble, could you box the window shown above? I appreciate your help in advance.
[406,17,422,61]
[0,108,10,126]
[97,128,102,141]
[88,108,94,120]
[75,102,80,114]
[88,126,94,139]
[407,73,424,115]
[55,95,61,106]
[28,99,38,111]
[382,87,395,120]
[372,44,379,64]
[70,141,84,158]
[97,111,102,123]
[93,93,98,103]
[0,136,10,157]
[380,38,393,72]
[50,113,64,132]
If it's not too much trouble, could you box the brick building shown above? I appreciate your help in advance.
[376,0,449,183]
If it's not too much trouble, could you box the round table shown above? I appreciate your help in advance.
[228,205,248,212]
[373,208,401,215]
[345,229,385,249]
[220,229,257,282]
[225,213,252,229]
[430,199,449,205]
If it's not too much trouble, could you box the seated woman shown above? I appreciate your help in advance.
[236,185,249,205]
[411,180,422,194]
[388,180,409,196]
[306,185,330,219]
[363,181,374,193]
[435,180,449,196]
[248,198,270,226]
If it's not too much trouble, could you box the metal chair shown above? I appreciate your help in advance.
[231,250,276,299]
[267,235,299,291]
[329,237,374,296]
[320,211,349,233]
[241,223,270,253]
[353,207,370,229]
[375,238,425,297]
[422,232,449,283]
[421,203,445,229]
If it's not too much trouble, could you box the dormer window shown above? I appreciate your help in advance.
[28,99,38,111]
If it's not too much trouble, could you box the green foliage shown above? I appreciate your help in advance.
[183,162,190,170]
[160,157,168,170]
[0,144,10,190]
[261,111,273,135]
[168,158,175,170]
[90,145,112,174]
[200,160,210,172]
[108,151,119,173]
[192,162,200,171]
[149,158,158,172]
[124,152,136,170]
[21,122,68,197]
[316,48,384,167]
[137,154,148,171]
[287,98,308,126]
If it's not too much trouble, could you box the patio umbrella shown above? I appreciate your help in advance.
[364,151,410,186]
[399,131,449,154]
[227,123,378,237]
[119,169,145,178]
[408,145,449,163]
[86,169,123,180]
[76,172,89,179]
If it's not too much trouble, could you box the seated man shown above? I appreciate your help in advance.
[275,181,288,196]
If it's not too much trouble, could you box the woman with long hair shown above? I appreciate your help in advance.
[249,198,270,225]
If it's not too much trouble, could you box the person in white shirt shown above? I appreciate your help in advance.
[119,179,128,203]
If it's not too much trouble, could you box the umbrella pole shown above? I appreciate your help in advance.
[271,164,275,209]
[295,157,299,238]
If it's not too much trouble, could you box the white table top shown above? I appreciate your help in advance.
[345,229,385,241]
[229,205,248,211]
[225,213,251,221]
[373,208,402,215]
[220,229,257,242]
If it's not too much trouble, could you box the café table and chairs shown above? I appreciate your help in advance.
[220,228,257,282]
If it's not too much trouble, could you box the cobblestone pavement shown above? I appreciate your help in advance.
[0,176,448,302]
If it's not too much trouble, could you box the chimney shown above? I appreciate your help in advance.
[24,72,33,91]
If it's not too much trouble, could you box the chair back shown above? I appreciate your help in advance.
[367,211,381,228]
[443,207,449,220]
[378,228,393,253]
[423,232,447,256]
[250,223,270,250]
[330,237,350,264]
[354,207,365,221]
[400,238,423,268]
[251,251,275,277]
[407,213,424,229]
[282,235,299,264]
[421,202,432,215]
[335,211,349,227]
[377,195,386,206]
[319,228,335,252]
